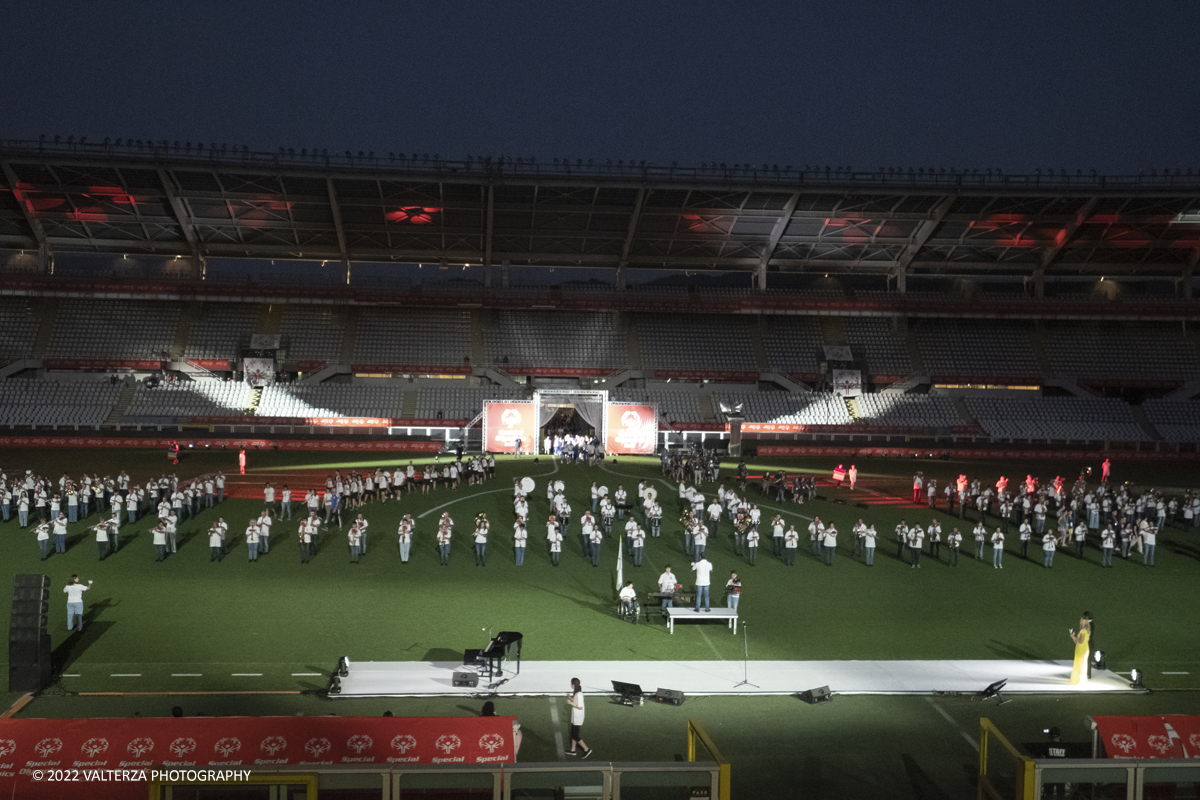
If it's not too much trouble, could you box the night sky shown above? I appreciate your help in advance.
[3,2,1197,174]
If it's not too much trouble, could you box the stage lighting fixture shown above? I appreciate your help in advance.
[1092,650,1106,670]
[337,656,351,677]
[1130,668,1142,689]
[327,674,342,695]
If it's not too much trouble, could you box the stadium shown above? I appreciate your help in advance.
[0,136,1198,798]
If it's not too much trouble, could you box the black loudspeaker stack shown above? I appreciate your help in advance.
[655,688,685,706]
[452,670,479,688]
[9,574,52,693]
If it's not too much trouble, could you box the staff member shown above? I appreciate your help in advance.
[63,575,92,632]
[565,678,592,758]
[691,555,714,612]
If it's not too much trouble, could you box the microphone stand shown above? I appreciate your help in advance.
[733,622,758,689]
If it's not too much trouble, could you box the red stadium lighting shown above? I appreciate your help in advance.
[386,207,442,224]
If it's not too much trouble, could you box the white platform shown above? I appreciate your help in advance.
[334,659,1141,698]
[665,607,739,634]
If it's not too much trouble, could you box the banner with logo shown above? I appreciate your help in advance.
[0,715,516,799]
[605,403,657,455]
[242,357,275,388]
[483,401,537,454]
[832,369,862,397]
[1093,715,1200,759]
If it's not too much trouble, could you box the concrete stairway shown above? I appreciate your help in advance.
[171,302,205,359]
[819,315,847,346]
[622,313,643,370]
[1129,404,1163,442]
[338,307,358,366]
[104,383,136,425]
[698,393,717,423]
[400,389,419,418]
[31,297,58,357]
[470,310,488,366]
[750,317,769,370]
[1028,321,1053,381]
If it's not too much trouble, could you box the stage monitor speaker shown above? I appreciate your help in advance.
[655,688,685,706]
[800,685,832,704]
[452,670,479,688]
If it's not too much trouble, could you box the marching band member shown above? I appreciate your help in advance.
[152,522,168,562]
[398,514,414,563]
[991,527,1005,569]
[547,515,563,566]
[947,527,962,566]
[474,512,490,566]
[437,521,452,565]
[745,524,759,566]
[513,517,527,566]
[864,524,877,565]
[348,521,363,563]
[783,525,799,566]
[629,522,646,566]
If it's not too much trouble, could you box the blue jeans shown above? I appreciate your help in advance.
[248,542,258,561]
[693,544,705,562]
[38,539,48,558]
[217,488,224,502]
[55,533,66,553]
[400,541,411,562]
[824,544,835,565]
[260,535,269,553]
[438,544,450,563]
[155,544,167,562]
[993,548,1003,567]
[684,533,694,555]
[1044,550,1055,567]
[976,542,985,559]
[206,492,214,508]
[475,543,487,565]
[128,508,136,524]
[350,544,361,562]
[694,585,710,611]
[67,601,84,632]
[632,546,643,566]
[18,509,28,527]
[514,545,524,566]
[67,505,76,522]
[727,594,739,611]
[282,502,291,520]
[1143,544,1155,566]
[590,542,601,566]
[865,546,875,565]
[1102,547,1113,566]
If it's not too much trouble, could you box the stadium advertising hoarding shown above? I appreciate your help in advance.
[0,715,515,799]
[605,403,657,455]
[483,401,536,454]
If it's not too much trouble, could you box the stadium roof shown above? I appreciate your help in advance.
[2,140,1199,287]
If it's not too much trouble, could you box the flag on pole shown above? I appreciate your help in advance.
[616,538,624,592]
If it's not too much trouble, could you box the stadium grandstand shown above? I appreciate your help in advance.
[2,141,1200,800]
[0,140,1198,449]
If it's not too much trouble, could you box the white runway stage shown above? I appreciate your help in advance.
[334,659,1140,698]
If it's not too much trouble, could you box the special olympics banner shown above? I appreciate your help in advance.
[606,403,657,455]
[242,357,275,388]
[1093,715,1200,759]
[484,401,536,454]
[0,715,515,799]
[832,369,862,398]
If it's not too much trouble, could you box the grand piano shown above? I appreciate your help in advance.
[479,631,522,678]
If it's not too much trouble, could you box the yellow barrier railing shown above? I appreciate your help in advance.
[687,717,730,800]
[978,718,1035,800]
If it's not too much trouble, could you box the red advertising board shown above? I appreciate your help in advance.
[605,403,657,455]
[0,715,515,799]
[0,436,444,452]
[1093,715,1200,759]
[483,402,537,454]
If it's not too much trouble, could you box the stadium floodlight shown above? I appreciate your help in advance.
[1092,650,1106,670]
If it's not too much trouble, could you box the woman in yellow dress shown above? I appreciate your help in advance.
[1069,616,1091,684]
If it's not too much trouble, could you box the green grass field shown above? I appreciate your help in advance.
[3,446,1199,696]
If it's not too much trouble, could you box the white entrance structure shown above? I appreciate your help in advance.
[533,388,608,454]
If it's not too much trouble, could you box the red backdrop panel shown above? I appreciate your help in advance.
[484,402,537,454]
[606,404,657,455]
